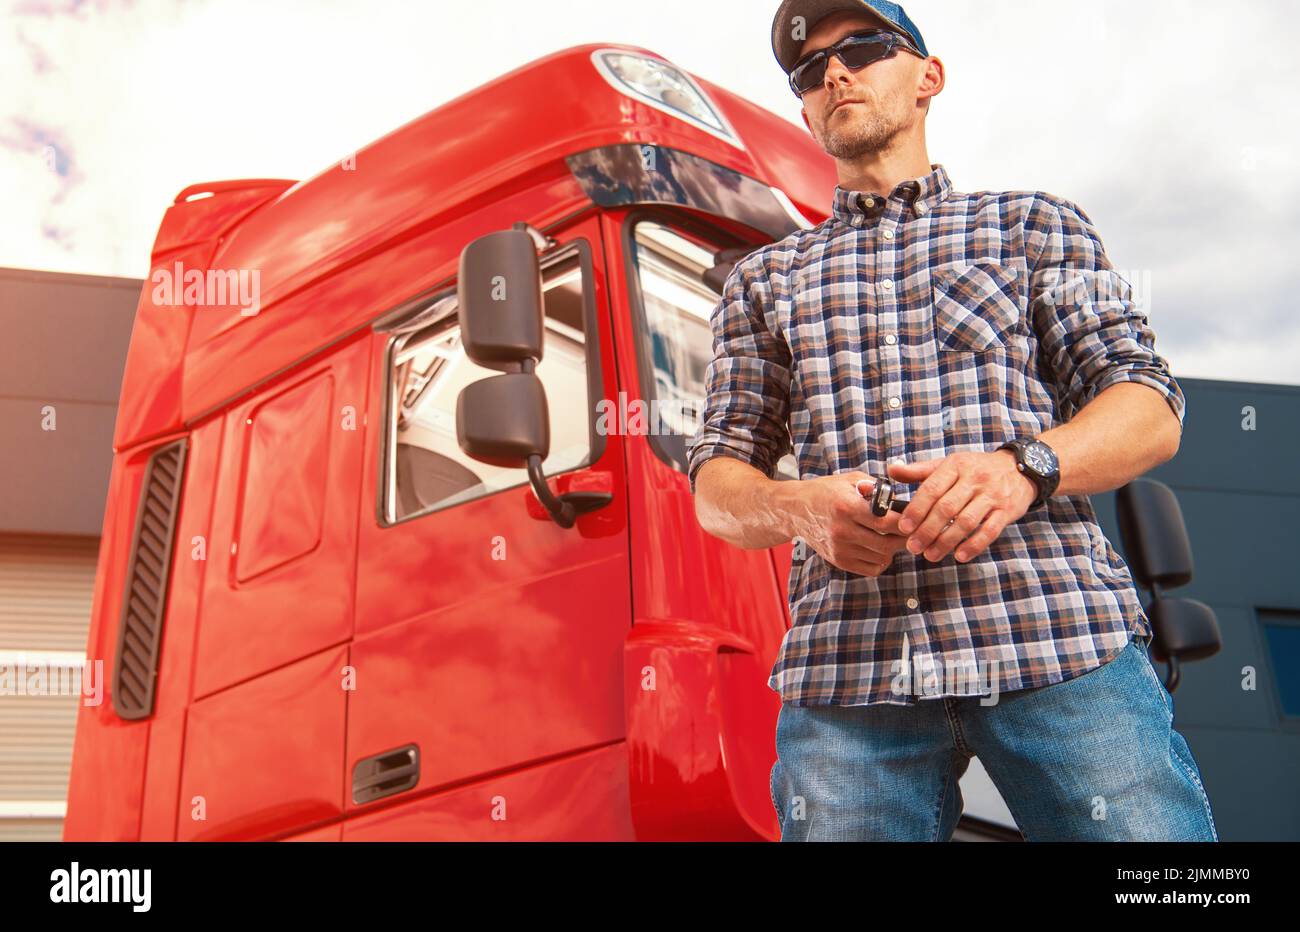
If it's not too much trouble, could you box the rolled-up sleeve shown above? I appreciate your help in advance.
[686,256,793,495]
[1026,195,1186,433]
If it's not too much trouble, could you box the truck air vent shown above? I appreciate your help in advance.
[112,439,188,720]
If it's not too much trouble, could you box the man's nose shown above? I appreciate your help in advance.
[822,52,856,89]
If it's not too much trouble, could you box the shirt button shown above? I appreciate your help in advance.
[880,279,894,291]
[915,202,928,216]
[862,196,875,208]
[889,456,905,466]
[906,597,919,610]
[888,396,901,408]
[882,229,894,240]
[883,333,897,345]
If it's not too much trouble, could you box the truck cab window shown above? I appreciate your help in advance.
[384,253,593,523]
[629,219,798,480]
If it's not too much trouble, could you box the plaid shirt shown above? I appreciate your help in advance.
[686,164,1186,706]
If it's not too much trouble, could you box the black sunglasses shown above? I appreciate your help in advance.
[788,29,923,97]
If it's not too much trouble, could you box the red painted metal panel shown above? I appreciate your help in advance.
[191,337,369,698]
[346,552,630,805]
[137,418,222,840]
[342,744,634,841]
[281,823,342,841]
[623,620,778,841]
[138,711,184,841]
[64,444,165,840]
[178,645,348,841]
[233,373,332,582]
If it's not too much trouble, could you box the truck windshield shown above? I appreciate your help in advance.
[628,218,797,480]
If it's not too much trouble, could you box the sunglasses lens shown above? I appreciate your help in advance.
[790,34,896,94]
[790,56,825,94]
[839,35,893,69]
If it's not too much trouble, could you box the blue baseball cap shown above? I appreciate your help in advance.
[771,0,929,73]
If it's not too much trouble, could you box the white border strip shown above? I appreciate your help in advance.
[0,801,66,819]
[0,650,86,669]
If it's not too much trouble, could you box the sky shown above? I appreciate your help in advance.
[3,0,1297,385]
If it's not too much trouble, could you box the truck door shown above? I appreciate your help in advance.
[343,216,633,839]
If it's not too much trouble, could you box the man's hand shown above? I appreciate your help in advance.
[786,471,912,577]
[887,451,1038,564]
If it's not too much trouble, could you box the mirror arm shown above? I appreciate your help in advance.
[512,220,556,254]
[524,455,613,529]
[1147,579,1183,694]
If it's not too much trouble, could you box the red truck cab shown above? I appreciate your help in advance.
[64,43,838,841]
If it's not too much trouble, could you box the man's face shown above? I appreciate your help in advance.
[796,12,927,159]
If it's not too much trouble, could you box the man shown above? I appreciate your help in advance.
[685,0,1218,841]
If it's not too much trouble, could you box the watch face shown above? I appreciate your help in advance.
[1024,441,1058,476]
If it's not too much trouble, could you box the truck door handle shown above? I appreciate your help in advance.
[352,744,420,805]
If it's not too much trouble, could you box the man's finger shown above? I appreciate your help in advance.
[954,509,1012,562]
[922,496,993,562]
[886,458,944,483]
[896,457,960,534]
[838,540,899,566]
[851,480,905,536]
[907,479,977,555]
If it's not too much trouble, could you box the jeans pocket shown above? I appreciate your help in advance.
[1135,638,1173,718]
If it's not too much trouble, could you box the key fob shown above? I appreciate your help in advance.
[858,474,910,517]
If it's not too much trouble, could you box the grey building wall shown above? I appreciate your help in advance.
[0,267,140,841]
[1094,376,1300,841]
[0,267,141,535]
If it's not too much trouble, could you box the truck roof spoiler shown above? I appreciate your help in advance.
[152,178,297,259]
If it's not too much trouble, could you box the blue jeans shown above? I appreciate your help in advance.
[769,635,1218,841]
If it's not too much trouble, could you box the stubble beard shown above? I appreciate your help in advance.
[817,102,907,160]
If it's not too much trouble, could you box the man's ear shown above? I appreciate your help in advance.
[917,55,945,106]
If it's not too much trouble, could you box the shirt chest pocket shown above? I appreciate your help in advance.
[930,262,1026,353]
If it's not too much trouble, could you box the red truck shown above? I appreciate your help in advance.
[64,43,839,841]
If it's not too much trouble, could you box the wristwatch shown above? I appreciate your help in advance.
[997,437,1060,510]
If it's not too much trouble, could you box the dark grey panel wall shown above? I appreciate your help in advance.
[0,268,141,536]
[1094,376,1300,841]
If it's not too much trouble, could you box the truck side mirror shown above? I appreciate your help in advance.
[1116,477,1223,692]
[453,223,611,529]
[456,228,545,370]
[456,372,550,467]
[1117,478,1194,588]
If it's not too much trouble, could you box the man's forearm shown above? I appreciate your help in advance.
[1037,381,1182,497]
[693,456,798,549]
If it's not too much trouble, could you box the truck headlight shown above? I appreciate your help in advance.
[591,49,743,149]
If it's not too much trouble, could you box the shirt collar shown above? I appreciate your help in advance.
[831,164,953,226]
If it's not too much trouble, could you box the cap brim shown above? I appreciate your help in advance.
[771,0,903,73]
